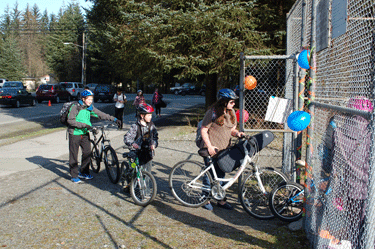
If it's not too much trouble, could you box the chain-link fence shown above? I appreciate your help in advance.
[285,0,375,248]
[239,54,297,178]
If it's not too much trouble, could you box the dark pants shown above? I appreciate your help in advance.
[69,133,91,178]
[155,103,161,115]
[202,157,226,192]
[114,107,124,128]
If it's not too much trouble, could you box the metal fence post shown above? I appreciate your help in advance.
[239,52,245,132]
[364,31,375,249]
[305,0,316,181]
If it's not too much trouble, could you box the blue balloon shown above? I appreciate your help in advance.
[287,111,311,131]
[298,50,310,70]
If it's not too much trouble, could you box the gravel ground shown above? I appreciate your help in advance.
[0,113,310,249]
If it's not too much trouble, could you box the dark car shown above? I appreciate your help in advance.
[94,84,116,102]
[36,84,72,103]
[179,84,206,96]
[0,88,36,108]
[2,81,25,89]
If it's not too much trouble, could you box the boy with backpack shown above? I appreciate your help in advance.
[65,89,121,183]
[124,103,158,174]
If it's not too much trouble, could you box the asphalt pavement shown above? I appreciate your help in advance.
[0,94,204,176]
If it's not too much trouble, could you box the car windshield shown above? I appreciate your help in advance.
[38,85,52,90]
[95,85,110,91]
[0,89,18,95]
[61,83,73,88]
[3,82,21,87]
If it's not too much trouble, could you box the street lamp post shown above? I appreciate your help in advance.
[63,32,86,85]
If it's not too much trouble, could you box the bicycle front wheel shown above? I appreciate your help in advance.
[269,182,304,222]
[90,140,100,173]
[169,160,212,208]
[130,171,157,206]
[104,146,120,184]
[240,167,288,220]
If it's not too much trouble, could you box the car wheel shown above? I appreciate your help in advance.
[181,91,186,96]
[31,99,36,106]
[37,100,42,103]
[55,96,60,103]
[14,100,20,108]
[174,90,179,95]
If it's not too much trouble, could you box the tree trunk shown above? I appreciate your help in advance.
[205,73,218,110]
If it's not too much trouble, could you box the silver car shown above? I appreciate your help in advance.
[59,82,84,100]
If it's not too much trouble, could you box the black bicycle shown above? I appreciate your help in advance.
[89,124,120,184]
[120,150,157,206]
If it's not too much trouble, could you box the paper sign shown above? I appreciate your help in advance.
[265,96,293,124]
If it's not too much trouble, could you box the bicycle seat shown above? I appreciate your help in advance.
[122,151,137,159]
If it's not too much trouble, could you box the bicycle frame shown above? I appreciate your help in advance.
[188,152,254,193]
[92,126,112,160]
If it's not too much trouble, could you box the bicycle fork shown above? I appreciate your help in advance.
[254,170,267,195]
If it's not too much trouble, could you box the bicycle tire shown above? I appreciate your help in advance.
[90,140,101,173]
[120,161,132,187]
[130,171,157,206]
[169,160,212,208]
[104,146,120,184]
[239,167,288,220]
[269,182,304,222]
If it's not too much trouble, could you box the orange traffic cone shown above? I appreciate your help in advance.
[48,100,51,106]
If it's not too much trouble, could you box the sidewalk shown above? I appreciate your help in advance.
[0,105,309,248]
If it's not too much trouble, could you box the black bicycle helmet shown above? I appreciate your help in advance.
[218,88,238,100]
[137,103,154,114]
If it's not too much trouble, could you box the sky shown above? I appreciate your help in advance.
[0,0,93,17]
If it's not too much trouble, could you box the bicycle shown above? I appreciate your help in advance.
[169,131,288,220]
[268,176,332,222]
[120,150,157,206]
[89,123,120,184]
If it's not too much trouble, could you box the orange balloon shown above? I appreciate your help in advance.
[244,75,257,90]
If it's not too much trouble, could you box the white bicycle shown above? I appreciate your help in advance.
[169,131,288,220]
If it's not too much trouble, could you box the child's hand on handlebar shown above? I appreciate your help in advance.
[132,143,140,150]
[237,132,246,138]
[208,146,219,156]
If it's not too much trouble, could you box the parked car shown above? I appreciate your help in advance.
[59,82,84,100]
[86,83,98,92]
[179,84,206,96]
[170,83,194,95]
[2,81,25,89]
[93,84,116,102]
[36,84,72,103]
[0,88,36,108]
[0,79,8,88]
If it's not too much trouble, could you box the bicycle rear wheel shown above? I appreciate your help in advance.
[130,171,157,206]
[269,182,304,222]
[239,167,288,220]
[169,160,212,208]
[90,140,100,173]
[104,146,120,184]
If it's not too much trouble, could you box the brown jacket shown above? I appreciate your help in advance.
[200,108,236,152]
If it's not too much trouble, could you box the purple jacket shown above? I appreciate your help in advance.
[331,115,370,200]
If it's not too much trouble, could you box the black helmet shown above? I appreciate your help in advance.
[137,103,154,114]
[218,88,238,100]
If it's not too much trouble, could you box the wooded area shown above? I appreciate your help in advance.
[0,0,295,103]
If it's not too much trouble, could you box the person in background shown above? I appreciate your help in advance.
[133,90,145,109]
[113,88,127,130]
[152,88,163,118]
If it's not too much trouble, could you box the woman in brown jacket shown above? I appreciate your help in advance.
[200,88,245,210]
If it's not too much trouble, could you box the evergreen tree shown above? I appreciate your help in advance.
[0,38,26,80]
